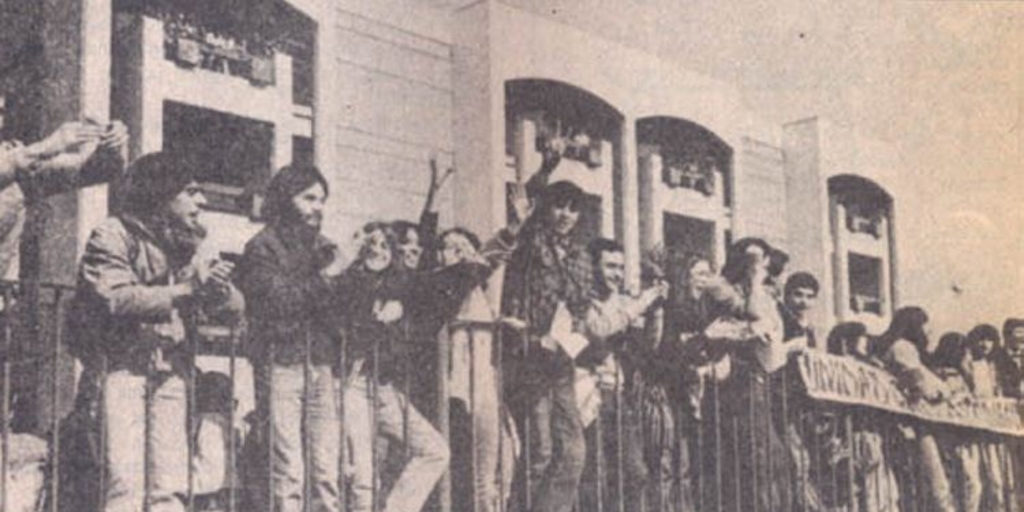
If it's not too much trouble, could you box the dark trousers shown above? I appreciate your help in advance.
[522,369,587,512]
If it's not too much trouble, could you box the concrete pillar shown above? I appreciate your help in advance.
[617,117,641,293]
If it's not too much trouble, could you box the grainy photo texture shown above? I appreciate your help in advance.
[0,1,1021,512]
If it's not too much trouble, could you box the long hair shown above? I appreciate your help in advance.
[931,332,967,370]
[119,152,196,217]
[351,221,399,270]
[878,306,930,355]
[826,321,868,357]
[261,164,329,224]
[966,324,1002,360]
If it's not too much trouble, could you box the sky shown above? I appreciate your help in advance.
[503,0,1023,335]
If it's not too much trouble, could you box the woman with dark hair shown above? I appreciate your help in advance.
[237,164,343,512]
[964,325,1018,512]
[338,221,450,512]
[877,307,956,512]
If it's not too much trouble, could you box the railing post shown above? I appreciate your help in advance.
[50,288,64,512]
[228,324,238,512]
[436,325,451,512]
[1,285,13,512]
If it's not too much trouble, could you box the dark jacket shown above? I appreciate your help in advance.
[335,263,410,382]
[237,223,339,366]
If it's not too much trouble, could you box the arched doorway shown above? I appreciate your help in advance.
[504,79,624,242]
[636,116,733,275]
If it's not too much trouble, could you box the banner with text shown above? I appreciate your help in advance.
[795,351,1024,437]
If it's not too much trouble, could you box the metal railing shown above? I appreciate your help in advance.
[0,285,1021,512]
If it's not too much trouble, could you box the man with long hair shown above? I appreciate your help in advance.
[237,164,344,512]
[73,152,241,512]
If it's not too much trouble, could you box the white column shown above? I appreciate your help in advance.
[76,0,114,258]
[617,117,641,293]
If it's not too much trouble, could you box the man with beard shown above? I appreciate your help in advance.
[237,164,344,512]
[73,152,242,512]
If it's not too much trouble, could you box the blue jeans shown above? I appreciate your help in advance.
[345,373,449,512]
[255,363,340,512]
[102,370,188,512]
[526,370,587,512]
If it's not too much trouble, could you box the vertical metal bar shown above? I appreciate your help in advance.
[267,344,276,512]
[402,322,411,460]
[731,414,741,512]
[99,354,109,512]
[144,364,153,512]
[676,402,686,512]
[371,340,380,512]
[695,376,704,512]
[522,337,532,512]
[495,323,506,512]
[187,318,197,512]
[780,369,790,511]
[437,324,451,512]
[50,288,64,512]
[338,341,349,511]
[469,326,478,512]
[764,371,773,512]
[748,371,757,512]
[800,410,809,512]
[615,369,625,512]
[303,323,313,512]
[711,368,722,512]
[1,285,13,512]
[228,325,238,512]
[844,414,855,512]
[594,371,604,512]
[827,417,835,509]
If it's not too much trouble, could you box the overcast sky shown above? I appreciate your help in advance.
[503,0,1022,335]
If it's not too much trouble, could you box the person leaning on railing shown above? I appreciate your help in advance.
[700,237,796,512]
[964,324,1020,512]
[337,221,449,512]
[875,307,957,512]
[827,322,901,512]
[235,164,342,512]
[70,151,243,512]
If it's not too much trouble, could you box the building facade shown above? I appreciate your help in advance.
[1,0,904,422]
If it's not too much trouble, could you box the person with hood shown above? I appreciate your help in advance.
[73,151,242,512]
[237,164,344,512]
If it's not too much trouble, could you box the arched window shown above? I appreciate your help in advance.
[828,175,895,320]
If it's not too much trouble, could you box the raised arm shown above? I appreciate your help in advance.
[524,138,564,201]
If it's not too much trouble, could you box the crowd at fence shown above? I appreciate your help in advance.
[0,123,1022,512]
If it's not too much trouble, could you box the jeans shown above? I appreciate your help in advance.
[255,363,340,512]
[526,369,587,512]
[918,432,956,512]
[102,369,188,512]
[345,373,449,512]
[580,390,652,512]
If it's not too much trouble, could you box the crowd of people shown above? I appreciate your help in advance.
[1,124,1022,512]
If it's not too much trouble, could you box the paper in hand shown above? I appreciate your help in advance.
[548,301,589,359]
